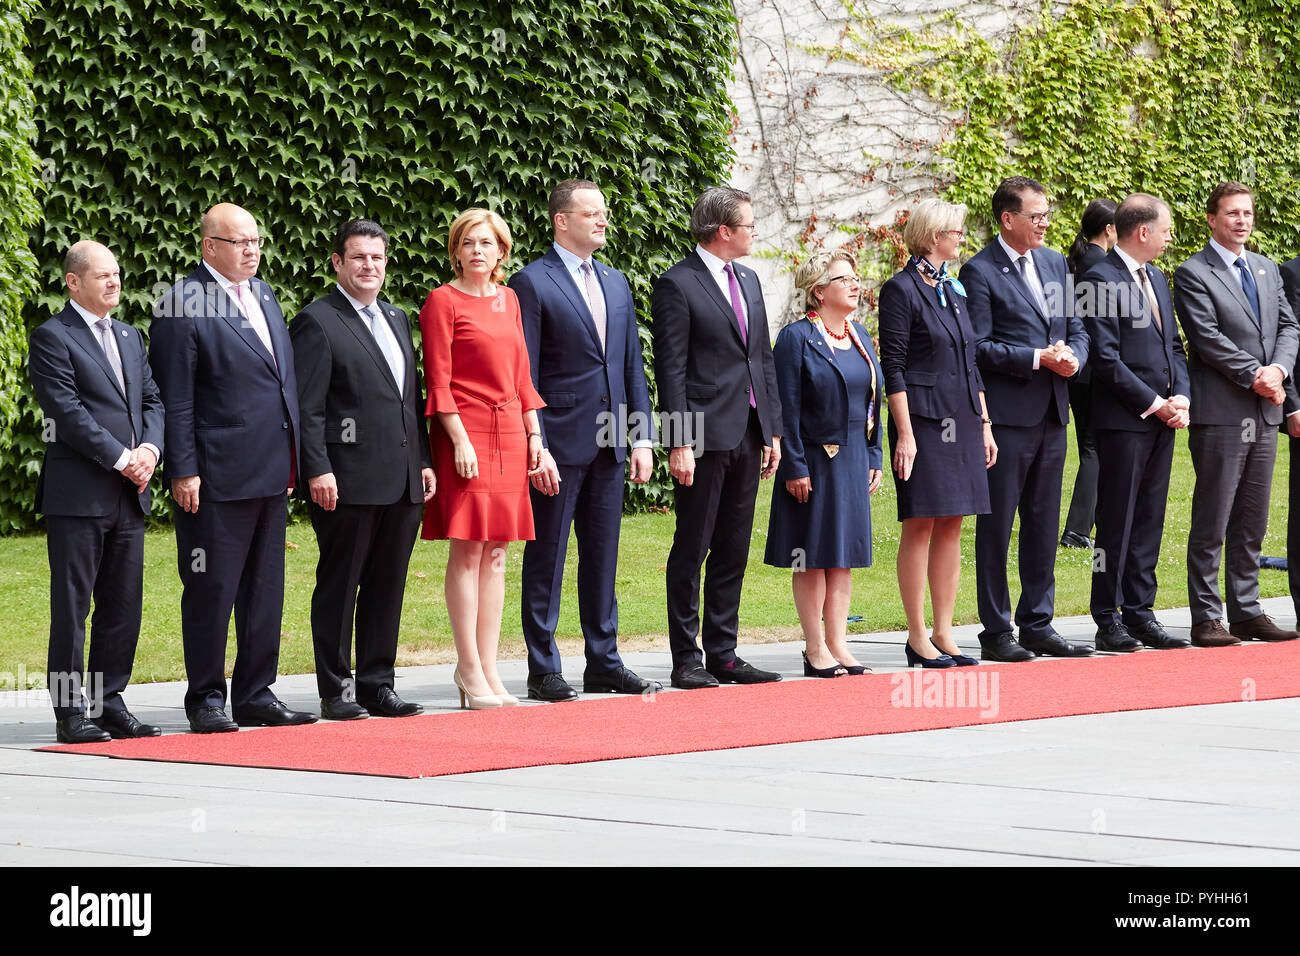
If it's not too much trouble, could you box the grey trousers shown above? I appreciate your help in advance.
[1186,423,1277,625]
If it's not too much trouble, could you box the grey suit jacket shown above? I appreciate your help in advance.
[1173,244,1299,427]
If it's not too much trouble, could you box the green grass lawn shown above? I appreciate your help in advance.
[1,428,1293,686]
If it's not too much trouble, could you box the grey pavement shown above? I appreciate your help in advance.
[2,597,1298,865]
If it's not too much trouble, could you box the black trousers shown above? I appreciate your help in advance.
[1290,432,1300,621]
[1063,379,1099,538]
[521,446,626,677]
[173,494,286,714]
[45,482,144,720]
[665,412,763,669]
[308,498,423,700]
[1090,426,1174,628]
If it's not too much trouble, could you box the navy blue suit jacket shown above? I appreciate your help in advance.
[772,318,883,482]
[878,265,984,419]
[1077,250,1189,432]
[510,247,654,466]
[960,240,1089,427]
[29,304,165,516]
[149,263,300,502]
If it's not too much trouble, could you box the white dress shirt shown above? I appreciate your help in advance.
[337,285,404,395]
[695,243,748,324]
[1111,245,1188,420]
[998,235,1052,370]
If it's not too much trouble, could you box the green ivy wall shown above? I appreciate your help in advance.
[2,0,737,531]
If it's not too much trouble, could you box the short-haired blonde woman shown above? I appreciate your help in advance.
[420,209,546,708]
[879,198,996,668]
[765,249,884,676]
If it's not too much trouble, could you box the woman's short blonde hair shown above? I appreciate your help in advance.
[903,198,967,257]
[793,248,858,313]
[448,208,512,284]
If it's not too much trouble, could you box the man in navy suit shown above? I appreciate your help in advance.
[511,180,661,701]
[1076,194,1191,651]
[150,203,316,732]
[29,241,165,743]
[960,176,1093,661]
[652,186,784,688]
[1279,255,1300,623]
[291,219,436,720]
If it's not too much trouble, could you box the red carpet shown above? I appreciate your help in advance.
[42,642,1300,778]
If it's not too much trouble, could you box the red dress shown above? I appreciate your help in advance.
[419,283,545,541]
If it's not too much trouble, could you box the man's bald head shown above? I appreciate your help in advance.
[63,241,120,317]
[200,203,262,282]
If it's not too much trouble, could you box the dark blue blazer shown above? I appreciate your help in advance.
[149,262,300,502]
[510,247,654,466]
[772,318,883,482]
[29,304,165,517]
[1077,250,1189,432]
[878,264,984,419]
[959,240,1089,427]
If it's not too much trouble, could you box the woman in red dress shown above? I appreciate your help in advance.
[420,209,545,709]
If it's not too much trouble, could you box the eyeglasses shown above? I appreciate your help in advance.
[942,229,965,238]
[563,209,609,221]
[1009,210,1052,226]
[209,236,267,250]
[825,274,859,287]
[729,222,759,233]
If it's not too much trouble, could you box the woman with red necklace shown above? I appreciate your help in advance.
[765,249,884,676]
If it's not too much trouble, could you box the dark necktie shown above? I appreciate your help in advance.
[1234,257,1261,326]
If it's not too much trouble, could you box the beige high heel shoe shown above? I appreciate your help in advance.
[453,670,502,710]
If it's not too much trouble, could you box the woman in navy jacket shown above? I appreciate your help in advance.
[879,198,997,668]
[765,249,883,676]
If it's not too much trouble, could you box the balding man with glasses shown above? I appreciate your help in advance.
[150,203,316,732]
[960,176,1093,662]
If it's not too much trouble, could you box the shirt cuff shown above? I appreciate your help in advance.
[1270,363,1290,382]
[139,442,160,461]
[631,440,654,449]
[1032,349,1042,371]
[1288,410,1300,421]
[112,447,132,472]
[1140,396,1165,420]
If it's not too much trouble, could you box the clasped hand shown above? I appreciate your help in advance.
[1041,340,1079,377]
[121,445,157,491]
[1252,365,1286,406]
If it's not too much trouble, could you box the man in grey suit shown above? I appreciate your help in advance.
[1174,181,1300,646]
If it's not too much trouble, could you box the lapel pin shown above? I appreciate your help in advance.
[1258,268,1265,275]
[120,329,128,336]
[1001,266,1009,273]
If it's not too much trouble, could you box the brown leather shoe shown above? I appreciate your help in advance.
[1190,619,1240,647]
[1228,614,1300,642]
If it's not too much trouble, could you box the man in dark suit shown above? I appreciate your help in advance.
[1175,182,1300,646]
[1076,194,1192,652]
[652,186,784,688]
[960,176,1093,661]
[29,241,165,743]
[1279,255,1300,623]
[511,180,660,701]
[290,219,435,720]
[150,203,317,732]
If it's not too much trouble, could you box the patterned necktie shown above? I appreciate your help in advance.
[1017,255,1050,317]
[1234,257,1261,326]
[362,305,403,392]
[94,317,126,393]
[723,263,756,408]
[581,261,607,351]
[1137,268,1163,331]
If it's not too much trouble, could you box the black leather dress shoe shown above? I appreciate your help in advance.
[670,664,719,689]
[1130,620,1191,649]
[320,696,369,720]
[1095,623,1142,653]
[1059,530,1092,549]
[707,657,782,684]
[187,706,239,734]
[584,666,662,694]
[980,632,1035,662]
[56,714,112,744]
[359,686,422,717]
[527,672,579,702]
[232,700,318,727]
[1020,632,1094,657]
[94,709,162,738]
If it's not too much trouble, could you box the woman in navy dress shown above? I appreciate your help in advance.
[766,250,884,676]
[879,198,997,668]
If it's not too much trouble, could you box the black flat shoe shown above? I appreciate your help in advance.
[670,664,720,689]
[707,657,782,684]
[56,714,112,744]
[320,696,369,720]
[232,700,318,727]
[802,652,847,678]
[584,666,661,694]
[1095,623,1142,653]
[905,644,955,668]
[1129,620,1191,650]
[94,709,161,738]
[359,686,422,717]
[1020,633,1094,657]
[980,632,1035,663]
[527,672,579,701]
[187,706,239,734]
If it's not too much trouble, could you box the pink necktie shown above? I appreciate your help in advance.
[724,263,756,408]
